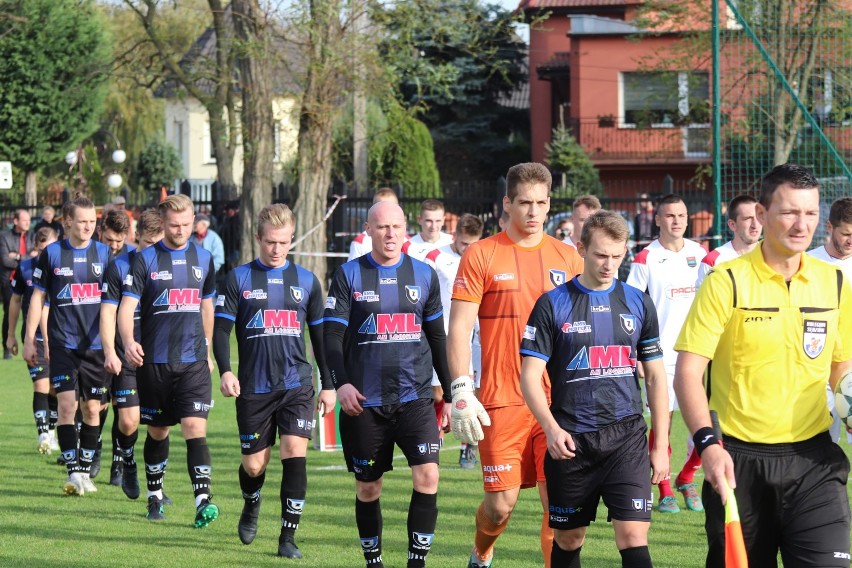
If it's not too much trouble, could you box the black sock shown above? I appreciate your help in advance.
[115,427,138,467]
[111,414,122,465]
[280,457,307,539]
[239,464,265,501]
[144,434,169,493]
[186,437,212,499]
[57,424,78,473]
[552,542,582,568]
[48,394,58,430]
[74,407,82,432]
[407,491,437,568]
[620,546,652,568]
[78,423,99,475]
[33,392,49,435]
[356,497,383,567]
[98,406,109,436]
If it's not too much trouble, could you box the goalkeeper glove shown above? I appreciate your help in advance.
[450,376,491,444]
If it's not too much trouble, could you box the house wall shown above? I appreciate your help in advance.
[529,15,572,163]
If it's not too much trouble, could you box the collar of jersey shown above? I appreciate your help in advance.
[157,240,189,253]
[748,243,813,284]
[64,238,92,251]
[498,231,547,251]
[366,253,403,270]
[571,275,616,295]
[255,258,288,272]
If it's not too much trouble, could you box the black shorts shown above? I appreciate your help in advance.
[50,347,109,401]
[545,415,653,530]
[340,398,440,482]
[28,340,49,381]
[110,364,139,409]
[137,361,212,427]
[236,386,315,455]
[704,432,851,568]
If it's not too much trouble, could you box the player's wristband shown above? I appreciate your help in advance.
[692,426,721,456]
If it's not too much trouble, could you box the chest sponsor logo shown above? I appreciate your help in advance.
[354,290,380,302]
[57,283,101,303]
[192,266,203,282]
[358,313,422,341]
[247,309,301,336]
[591,305,610,312]
[494,273,515,282]
[523,325,536,340]
[379,277,397,285]
[620,314,637,335]
[686,256,697,268]
[92,263,102,277]
[561,321,591,334]
[290,286,304,303]
[665,284,696,300]
[242,289,267,300]
[567,345,637,377]
[325,297,336,310]
[73,256,86,263]
[151,271,172,281]
[405,285,421,304]
[803,319,827,359]
[153,288,201,311]
[54,267,74,277]
[549,269,566,287]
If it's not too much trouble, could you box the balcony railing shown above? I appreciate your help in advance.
[566,118,711,162]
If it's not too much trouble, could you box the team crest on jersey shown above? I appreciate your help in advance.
[549,269,566,287]
[290,286,304,303]
[687,256,697,268]
[92,263,102,277]
[192,266,203,282]
[620,314,637,335]
[405,285,421,304]
[803,319,827,359]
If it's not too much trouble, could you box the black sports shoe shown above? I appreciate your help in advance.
[277,536,303,559]
[194,497,220,528]
[122,463,140,500]
[110,461,123,486]
[162,493,173,506]
[237,494,262,545]
[146,495,165,521]
[89,448,101,479]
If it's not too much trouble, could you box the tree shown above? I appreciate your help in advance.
[546,126,602,199]
[136,140,183,196]
[0,0,112,205]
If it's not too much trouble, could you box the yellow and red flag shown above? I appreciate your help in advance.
[724,480,748,568]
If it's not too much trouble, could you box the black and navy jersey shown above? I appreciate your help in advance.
[102,250,141,356]
[215,259,323,394]
[11,256,47,341]
[324,254,443,407]
[521,277,663,434]
[123,241,216,364]
[32,239,111,350]
[112,242,136,258]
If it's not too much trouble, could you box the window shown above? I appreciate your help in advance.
[202,121,217,164]
[810,69,852,125]
[621,71,709,127]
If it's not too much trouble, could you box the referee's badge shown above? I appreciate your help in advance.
[290,286,304,303]
[549,269,566,287]
[192,266,203,282]
[620,314,637,335]
[405,285,421,304]
[92,263,102,277]
[803,319,827,359]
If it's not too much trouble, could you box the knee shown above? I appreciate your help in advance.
[483,499,514,525]
[242,459,266,478]
[357,481,383,502]
[554,530,585,551]
[118,413,138,434]
[412,465,439,493]
[180,419,207,439]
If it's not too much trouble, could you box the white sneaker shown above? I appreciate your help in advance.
[49,431,59,451]
[63,472,85,496]
[37,432,51,455]
[81,473,97,493]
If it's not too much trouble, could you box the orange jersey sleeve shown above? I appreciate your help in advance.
[452,232,584,408]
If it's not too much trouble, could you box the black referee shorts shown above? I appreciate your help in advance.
[704,432,851,568]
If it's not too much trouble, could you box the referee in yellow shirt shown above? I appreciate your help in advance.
[674,164,852,567]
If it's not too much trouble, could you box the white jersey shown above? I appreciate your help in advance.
[403,232,453,261]
[626,239,706,377]
[696,241,738,288]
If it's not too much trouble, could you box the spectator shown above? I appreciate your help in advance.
[0,209,35,359]
[220,200,241,272]
[633,193,657,252]
[554,219,574,243]
[34,206,65,240]
[194,213,225,274]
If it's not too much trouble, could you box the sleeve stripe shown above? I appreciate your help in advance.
[520,348,549,362]
[123,292,141,300]
[33,284,46,292]
[424,310,443,322]
[101,299,119,306]
[215,313,236,321]
[638,337,660,344]
[203,292,217,299]
[308,319,323,326]
[323,317,348,326]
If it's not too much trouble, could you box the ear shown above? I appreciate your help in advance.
[576,241,586,259]
[756,203,766,225]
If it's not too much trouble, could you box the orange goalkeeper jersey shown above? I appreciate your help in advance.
[453,232,583,409]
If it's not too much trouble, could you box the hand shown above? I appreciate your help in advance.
[337,384,366,416]
[544,425,576,460]
[700,444,736,505]
[6,336,17,356]
[220,371,240,397]
[432,385,443,403]
[22,338,37,367]
[316,388,336,416]
[649,443,670,485]
[104,352,122,375]
[124,341,145,368]
[440,401,451,432]
[208,355,214,373]
[450,376,491,444]
[43,340,49,363]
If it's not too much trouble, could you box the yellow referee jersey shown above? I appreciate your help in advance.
[675,244,852,443]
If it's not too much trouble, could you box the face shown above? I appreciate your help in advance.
[728,202,762,246]
[572,205,597,239]
[452,233,481,256]
[69,207,97,243]
[828,221,852,258]
[639,195,653,212]
[195,220,210,234]
[655,201,688,240]
[35,235,58,255]
[366,203,406,263]
[556,220,573,240]
[256,224,294,268]
[756,184,820,257]
[577,230,628,289]
[504,183,550,236]
[418,209,445,242]
[14,211,31,232]
[138,231,163,251]
[161,208,194,249]
[101,228,127,255]
[42,209,54,223]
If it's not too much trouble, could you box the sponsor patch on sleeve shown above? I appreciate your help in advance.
[33,268,41,279]
[325,297,337,310]
[216,294,225,307]
[523,325,536,341]
[123,274,133,286]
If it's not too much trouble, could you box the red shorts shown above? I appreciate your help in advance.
[478,405,547,492]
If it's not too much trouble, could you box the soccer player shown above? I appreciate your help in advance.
[695,195,762,288]
[100,209,135,257]
[564,195,601,248]
[626,193,706,514]
[101,209,164,498]
[425,213,484,469]
[674,164,852,566]
[448,162,584,568]
[808,196,852,444]
[325,200,452,568]
[348,188,401,260]
[213,204,336,558]
[24,197,112,495]
[520,210,670,568]
[402,199,454,260]
[7,226,58,454]
[118,194,219,527]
